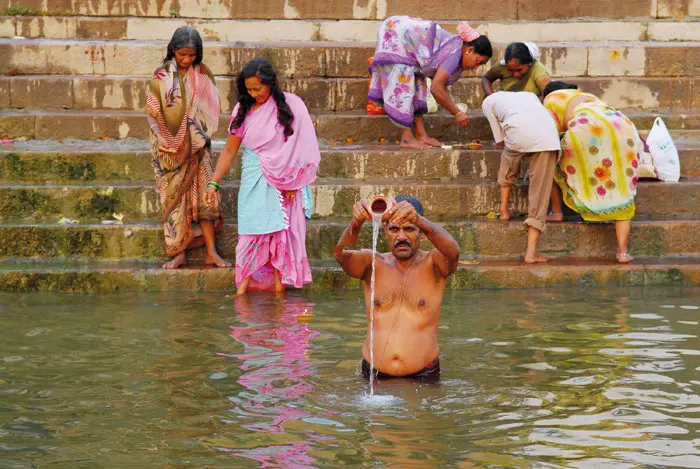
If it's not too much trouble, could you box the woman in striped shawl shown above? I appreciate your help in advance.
[146,26,229,269]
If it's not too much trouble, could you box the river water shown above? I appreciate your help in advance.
[1,287,699,468]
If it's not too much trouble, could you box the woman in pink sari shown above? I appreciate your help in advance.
[204,59,320,295]
[369,17,493,149]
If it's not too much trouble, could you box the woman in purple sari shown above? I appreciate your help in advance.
[369,16,493,149]
[204,59,320,296]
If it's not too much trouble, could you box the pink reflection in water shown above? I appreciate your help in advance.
[218,294,320,465]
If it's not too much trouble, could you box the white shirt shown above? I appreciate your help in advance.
[482,91,561,153]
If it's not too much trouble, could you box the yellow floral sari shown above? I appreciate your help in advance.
[544,89,641,221]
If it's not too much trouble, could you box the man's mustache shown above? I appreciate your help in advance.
[394,240,411,248]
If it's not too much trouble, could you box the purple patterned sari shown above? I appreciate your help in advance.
[368,16,464,128]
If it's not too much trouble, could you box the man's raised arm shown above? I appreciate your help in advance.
[334,200,374,279]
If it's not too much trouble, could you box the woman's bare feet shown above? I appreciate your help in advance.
[524,253,549,264]
[163,252,187,269]
[616,253,634,264]
[546,212,563,222]
[416,134,442,147]
[400,135,431,150]
[499,209,515,221]
[205,252,232,268]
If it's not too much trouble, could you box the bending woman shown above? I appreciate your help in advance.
[204,58,320,295]
[543,81,642,264]
[482,42,550,98]
[369,16,492,149]
[146,26,229,269]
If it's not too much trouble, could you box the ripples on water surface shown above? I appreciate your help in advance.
[1,287,700,468]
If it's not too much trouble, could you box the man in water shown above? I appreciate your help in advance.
[334,195,460,382]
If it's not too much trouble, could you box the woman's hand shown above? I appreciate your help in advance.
[455,112,469,127]
[156,135,176,154]
[203,185,218,206]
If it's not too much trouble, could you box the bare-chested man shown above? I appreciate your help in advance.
[334,195,460,382]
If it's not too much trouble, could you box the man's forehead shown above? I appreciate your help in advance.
[386,220,418,229]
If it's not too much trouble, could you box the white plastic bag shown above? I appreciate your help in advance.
[646,117,680,182]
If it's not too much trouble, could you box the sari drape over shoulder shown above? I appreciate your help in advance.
[229,92,320,291]
[368,16,464,128]
[544,89,641,221]
[146,60,223,256]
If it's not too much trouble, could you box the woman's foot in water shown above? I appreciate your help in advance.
[205,251,232,268]
[163,252,187,269]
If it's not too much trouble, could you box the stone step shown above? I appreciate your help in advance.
[1,259,699,292]
[1,219,699,262]
[0,179,697,221]
[2,138,700,183]
[3,0,696,20]
[3,75,697,113]
[1,109,698,141]
[2,109,698,143]
[2,38,699,79]
[4,16,700,42]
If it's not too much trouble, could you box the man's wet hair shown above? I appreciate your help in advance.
[394,194,424,217]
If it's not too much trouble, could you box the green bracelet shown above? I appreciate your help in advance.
[207,181,220,191]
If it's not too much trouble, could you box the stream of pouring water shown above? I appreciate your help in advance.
[368,215,382,396]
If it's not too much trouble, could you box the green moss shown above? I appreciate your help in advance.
[67,160,97,181]
[0,153,24,179]
[0,189,59,218]
[4,7,31,15]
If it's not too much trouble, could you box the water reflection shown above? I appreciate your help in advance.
[217,294,320,466]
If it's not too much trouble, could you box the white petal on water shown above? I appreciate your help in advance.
[680,305,700,310]
[209,372,228,380]
[631,313,664,319]
[660,305,676,309]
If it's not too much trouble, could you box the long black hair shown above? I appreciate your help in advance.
[464,35,493,59]
[542,81,578,99]
[230,58,294,140]
[163,26,203,67]
[504,42,534,65]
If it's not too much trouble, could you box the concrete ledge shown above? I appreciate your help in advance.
[1,109,699,141]
[0,260,697,292]
[0,179,698,221]
[2,139,700,182]
[1,219,699,261]
[2,76,696,113]
[2,0,695,19]
[2,39,700,79]
[5,17,699,42]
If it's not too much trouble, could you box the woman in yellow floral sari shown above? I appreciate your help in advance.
[543,81,642,263]
[146,26,229,269]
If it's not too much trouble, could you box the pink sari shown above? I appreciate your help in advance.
[230,92,320,291]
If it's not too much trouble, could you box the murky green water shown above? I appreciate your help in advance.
[1,287,699,468]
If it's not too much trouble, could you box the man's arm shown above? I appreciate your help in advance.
[385,201,460,277]
[416,216,460,277]
[334,200,374,279]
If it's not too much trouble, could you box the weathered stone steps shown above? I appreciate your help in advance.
[2,75,697,113]
[2,39,699,79]
[2,109,698,141]
[1,259,699,293]
[2,219,699,261]
[3,0,696,20]
[0,179,696,221]
[3,16,700,42]
[2,139,700,182]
